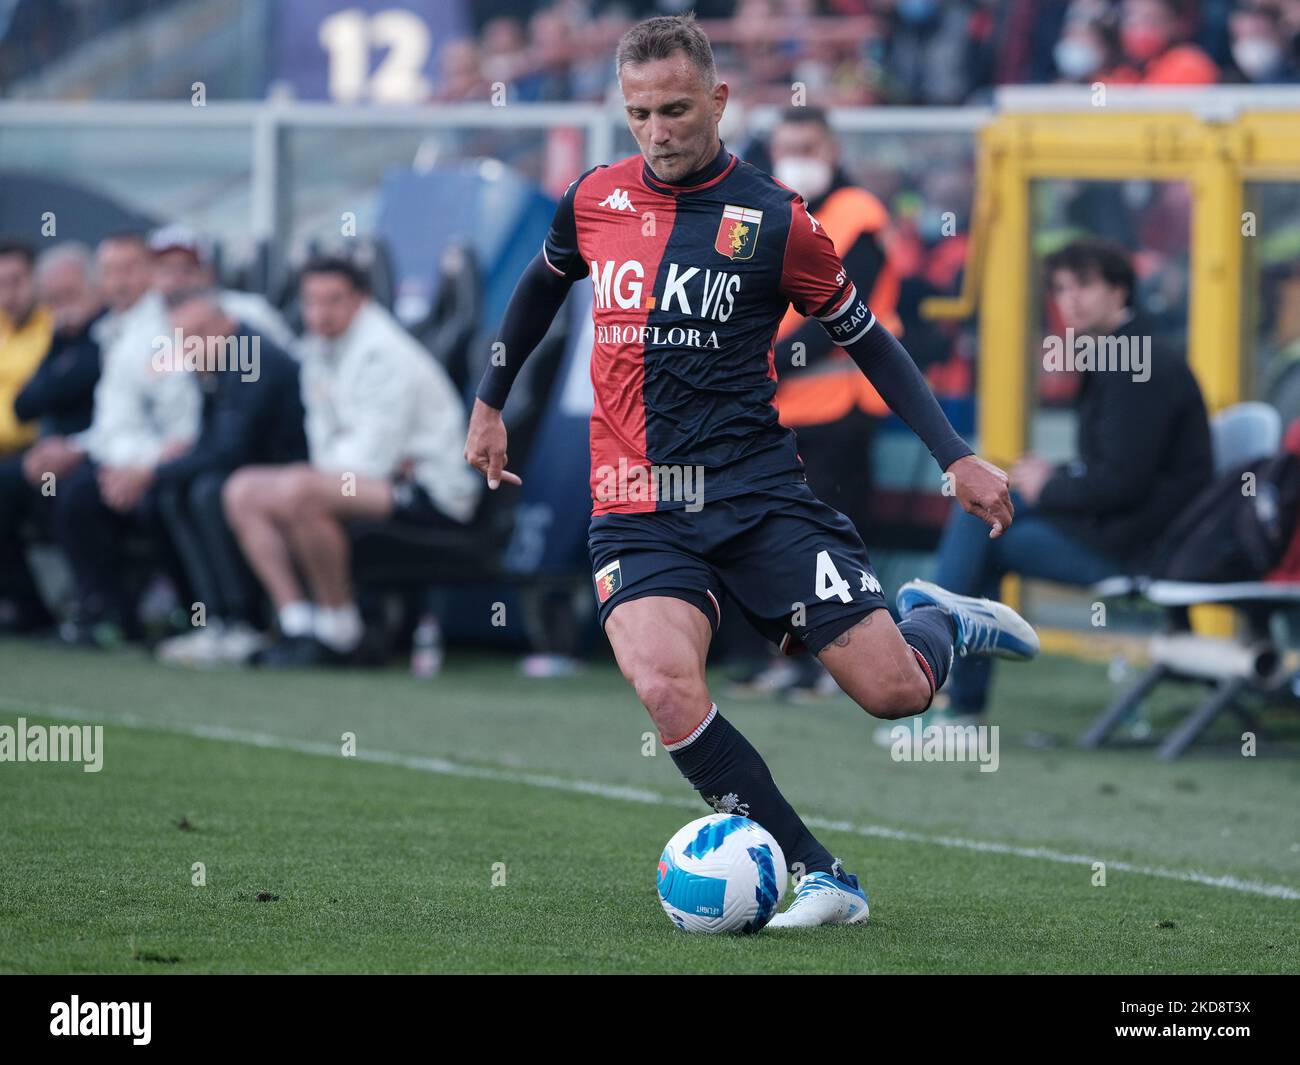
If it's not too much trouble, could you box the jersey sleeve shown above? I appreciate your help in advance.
[779,194,877,347]
[541,167,599,281]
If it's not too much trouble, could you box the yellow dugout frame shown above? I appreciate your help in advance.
[925,105,1300,654]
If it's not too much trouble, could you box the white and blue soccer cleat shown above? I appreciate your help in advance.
[766,863,870,929]
[896,578,1040,661]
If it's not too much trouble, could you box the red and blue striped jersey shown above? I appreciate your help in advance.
[544,143,874,515]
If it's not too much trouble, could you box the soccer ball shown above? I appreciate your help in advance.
[656,814,787,933]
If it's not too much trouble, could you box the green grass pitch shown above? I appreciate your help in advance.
[0,637,1296,974]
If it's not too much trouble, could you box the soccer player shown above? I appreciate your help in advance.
[464,13,1038,928]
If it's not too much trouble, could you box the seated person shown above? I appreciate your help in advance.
[0,243,104,632]
[22,232,156,492]
[49,226,294,645]
[148,289,308,667]
[222,257,480,667]
[0,239,53,459]
[904,237,1213,730]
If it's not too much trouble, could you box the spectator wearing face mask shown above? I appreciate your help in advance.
[1227,2,1300,84]
[1054,13,1141,85]
[768,106,900,522]
[1119,0,1219,84]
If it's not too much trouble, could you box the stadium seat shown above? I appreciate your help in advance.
[414,241,481,395]
[1081,402,1298,758]
[1211,402,1283,472]
[359,237,397,312]
[236,237,292,309]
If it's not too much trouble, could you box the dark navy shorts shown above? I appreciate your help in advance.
[588,480,887,655]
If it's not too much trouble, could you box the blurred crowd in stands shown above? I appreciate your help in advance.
[6,0,1299,106]
[439,0,1300,106]
[0,0,173,89]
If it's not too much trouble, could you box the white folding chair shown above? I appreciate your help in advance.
[1081,402,1296,758]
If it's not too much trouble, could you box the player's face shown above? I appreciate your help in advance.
[301,272,363,339]
[620,53,728,183]
[1050,269,1129,334]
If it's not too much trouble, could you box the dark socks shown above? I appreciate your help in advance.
[666,705,837,877]
[897,604,957,705]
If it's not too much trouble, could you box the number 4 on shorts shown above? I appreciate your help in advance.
[815,550,852,604]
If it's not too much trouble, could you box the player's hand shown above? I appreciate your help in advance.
[464,398,523,490]
[947,454,1013,539]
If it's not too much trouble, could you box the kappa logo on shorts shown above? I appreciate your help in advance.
[860,570,883,596]
[594,560,623,603]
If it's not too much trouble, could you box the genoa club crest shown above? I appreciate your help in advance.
[594,560,622,604]
[714,205,763,260]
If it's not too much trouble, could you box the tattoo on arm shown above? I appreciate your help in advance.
[828,613,873,649]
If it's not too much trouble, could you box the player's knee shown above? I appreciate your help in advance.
[631,668,709,739]
[856,669,931,720]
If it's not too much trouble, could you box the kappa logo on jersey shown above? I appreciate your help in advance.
[598,188,637,213]
[594,560,623,603]
[860,570,883,596]
[714,204,763,260]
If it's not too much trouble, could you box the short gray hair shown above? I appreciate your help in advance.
[36,241,95,286]
[615,13,717,87]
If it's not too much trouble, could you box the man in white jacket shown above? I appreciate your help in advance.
[49,225,294,644]
[223,257,480,667]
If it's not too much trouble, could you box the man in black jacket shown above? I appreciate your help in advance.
[0,243,103,632]
[903,238,1212,728]
[140,289,308,666]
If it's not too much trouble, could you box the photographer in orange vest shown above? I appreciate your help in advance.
[770,105,901,541]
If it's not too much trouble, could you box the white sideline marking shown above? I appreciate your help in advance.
[8,699,1299,902]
